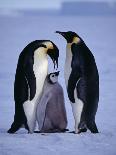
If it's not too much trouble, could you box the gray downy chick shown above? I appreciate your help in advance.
[36,71,68,133]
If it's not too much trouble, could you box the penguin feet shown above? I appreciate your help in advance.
[70,121,99,134]
[78,128,87,134]
[78,122,87,134]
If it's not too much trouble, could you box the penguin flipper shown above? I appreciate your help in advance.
[67,43,81,103]
[25,63,36,100]
[68,70,80,103]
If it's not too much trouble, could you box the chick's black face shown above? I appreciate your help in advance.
[48,71,60,84]
[56,31,78,43]
[47,43,59,69]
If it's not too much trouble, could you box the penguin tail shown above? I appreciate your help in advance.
[7,120,29,134]
[87,121,99,133]
[7,123,21,134]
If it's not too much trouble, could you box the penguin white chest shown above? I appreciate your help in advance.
[33,51,48,100]
[64,45,84,134]
[64,45,72,87]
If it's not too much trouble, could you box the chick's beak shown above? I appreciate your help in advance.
[55,71,60,76]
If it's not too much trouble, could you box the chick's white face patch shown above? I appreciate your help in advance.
[50,74,58,83]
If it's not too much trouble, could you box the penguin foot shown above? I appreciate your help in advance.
[61,128,69,132]
[78,128,87,134]
[69,129,87,134]
[78,122,87,134]
[68,131,75,134]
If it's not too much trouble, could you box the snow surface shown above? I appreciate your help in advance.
[0,12,116,155]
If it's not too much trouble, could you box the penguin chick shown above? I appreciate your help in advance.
[36,71,68,133]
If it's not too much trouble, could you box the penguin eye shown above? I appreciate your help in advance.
[52,75,55,77]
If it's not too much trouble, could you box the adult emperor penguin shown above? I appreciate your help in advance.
[56,31,99,134]
[36,71,67,133]
[7,40,59,134]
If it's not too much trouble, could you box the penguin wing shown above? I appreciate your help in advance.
[67,43,81,103]
[25,58,36,101]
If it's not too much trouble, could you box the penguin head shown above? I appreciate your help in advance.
[48,71,60,84]
[43,41,59,69]
[56,31,81,44]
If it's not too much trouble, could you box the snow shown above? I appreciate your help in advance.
[0,12,116,155]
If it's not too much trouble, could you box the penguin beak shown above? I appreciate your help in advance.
[55,71,60,76]
[56,31,65,37]
[47,45,59,70]
[56,31,69,42]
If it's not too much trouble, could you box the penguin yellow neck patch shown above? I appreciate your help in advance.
[73,37,81,44]
[67,37,81,49]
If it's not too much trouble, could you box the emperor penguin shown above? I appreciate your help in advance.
[36,71,67,133]
[7,40,59,134]
[56,31,99,134]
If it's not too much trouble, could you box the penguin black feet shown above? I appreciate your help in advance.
[78,128,87,134]
[78,122,87,134]
[87,121,99,133]
[70,121,98,134]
